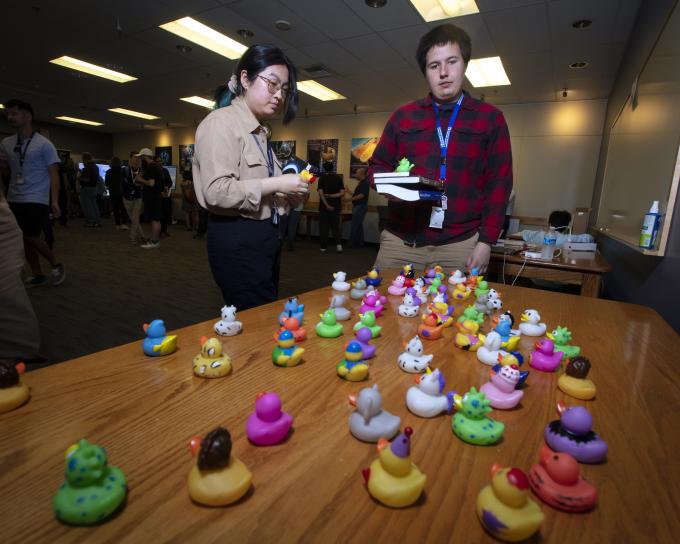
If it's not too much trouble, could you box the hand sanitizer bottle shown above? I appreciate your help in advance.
[541,227,557,260]
[639,201,660,249]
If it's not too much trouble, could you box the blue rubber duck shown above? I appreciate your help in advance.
[279,297,305,326]
[143,319,177,357]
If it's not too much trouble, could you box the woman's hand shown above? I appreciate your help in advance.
[268,174,309,196]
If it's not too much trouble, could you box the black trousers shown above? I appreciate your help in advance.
[207,215,281,310]
[318,207,341,249]
[110,192,126,226]
[161,197,172,233]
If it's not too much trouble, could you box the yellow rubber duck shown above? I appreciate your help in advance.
[362,427,426,508]
[477,464,544,542]
[558,356,596,400]
[0,361,30,414]
[272,330,305,367]
[188,427,252,506]
[193,337,232,378]
[454,319,482,351]
[337,341,369,381]
[452,283,471,300]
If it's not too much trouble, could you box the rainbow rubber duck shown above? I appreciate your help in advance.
[353,311,382,338]
[349,384,401,442]
[477,464,544,542]
[492,353,529,389]
[352,327,376,359]
[315,309,343,338]
[272,330,305,367]
[452,387,505,445]
[518,309,547,337]
[365,266,382,287]
[53,439,127,525]
[449,269,466,286]
[276,316,307,343]
[547,326,581,360]
[454,319,483,351]
[350,278,368,300]
[406,367,455,418]
[545,403,608,463]
[193,336,232,378]
[142,319,177,357]
[458,305,485,326]
[328,294,351,321]
[387,274,407,296]
[397,336,433,373]
[362,427,426,508]
[0,361,30,414]
[493,313,521,351]
[558,356,596,400]
[417,313,444,340]
[359,292,384,318]
[452,282,472,301]
[528,445,598,512]
[246,391,293,446]
[331,271,351,291]
[187,427,252,506]
[480,364,524,409]
[337,341,370,381]
[529,339,563,372]
[278,297,304,326]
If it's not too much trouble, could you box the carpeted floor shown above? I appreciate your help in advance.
[26,217,378,366]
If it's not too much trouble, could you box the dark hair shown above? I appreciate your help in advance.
[110,156,121,168]
[322,161,334,173]
[416,24,472,74]
[3,98,34,117]
[82,152,93,163]
[213,44,298,125]
[549,210,572,229]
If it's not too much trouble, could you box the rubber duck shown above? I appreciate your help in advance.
[187,427,252,506]
[359,292,384,318]
[547,326,581,360]
[406,367,455,418]
[427,300,454,327]
[480,364,524,409]
[518,309,547,337]
[353,311,382,338]
[423,267,437,284]
[477,465,544,542]
[365,285,387,306]
[431,289,449,305]
[365,266,382,287]
[397,336,433,373]
[398,291,420,317]
[529,445,597,512]
[492,353,530,389]
[452,387,505,445]
[331,270,351,291]
[142,319,177,356]
[417,313,444,340]
[395,157,415,172]
[529,339,563,372]
[193,337,232,378]
[0,361,30,414]
[466,267,481,289]
[315,309,343,338]
[449,269,466,285]
[272,330,305,367]
[213,305,242,337]
[246,392,293,446]
[387,275,407,296]
[352,327,376,359]
[544,403,608,463]
[53,439,127,525]
[275,316,307,343]
[349,384,401,442]
[558,356,596,400]
[350,278,368,300]
[278,297,304,325]
[328,294,351,321]
[477,331,508,366]
[401,263,416,287]
[454,319,482,351]
[458,305,485,326]
[474,279,490,298]
[337,341,369,381]
[426,276,443,296]
[362,427,426,508]
[493,313,521,351]
[433,264,445,280]
[452,283,472,301]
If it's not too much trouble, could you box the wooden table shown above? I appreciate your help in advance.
[300,208,353,240]
[2,272,679,543]
[488,250,611,297]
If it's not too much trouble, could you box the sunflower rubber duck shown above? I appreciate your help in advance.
[193,336,232,378]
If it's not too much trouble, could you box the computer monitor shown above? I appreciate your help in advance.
[78,162,110,179]
[164,165,177,191]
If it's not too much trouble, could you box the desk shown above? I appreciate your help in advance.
[488,250,611,297]
[2,274,679,542]
[300,208,352,239]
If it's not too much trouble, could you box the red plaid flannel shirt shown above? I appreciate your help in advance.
[368,92,512,246]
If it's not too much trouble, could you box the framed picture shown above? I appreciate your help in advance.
[350,137,378,178]
[307,139,339,173]
[155,146,172,166]
[271,140,296,162]
[179,144,194,172]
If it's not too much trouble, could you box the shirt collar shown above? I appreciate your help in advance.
[231,95,263,134]
[421,90,473,111]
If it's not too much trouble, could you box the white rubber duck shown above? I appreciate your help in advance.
[332,271,351,291]
[397,336,433,373]
[519,309,547,337]
[406,367,455,418]
[329,294,351,321]
[349,384,401,443]
[413,278,428,303]
[350,278,368,300]
[214,305,242,337]
[398,292,420,318]
[477,331,509,366]
[448,269,466,286]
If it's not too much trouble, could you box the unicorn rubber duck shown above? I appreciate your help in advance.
[518,309,547,337]
[406,367,455,418]
[398,291,421,317]
[477,331,509,366]
[193,336,232,378]
[337,341,369,381]
[142,319,177,356]
[246,392,293,446]
[331,271,351,291]
[365,266,382,287]
[418,313,444,340]
[328,294,351,321]
[276,316,307,343]
[279,297,304,325]
[529,339,563,372]
[272,330,305,367]
[350,278,368,300]
[352,327,376,359]
[360,292,384,317]
[558,356,596,400]
[480,364,524,409]
[349,384,401,442]
[448,269,466,286]
[398,336,433,373]
[353,311,381,338]
[454,319,482,351]
[387,275,407,296]
[316,309,343,338]
[213,305,242,337]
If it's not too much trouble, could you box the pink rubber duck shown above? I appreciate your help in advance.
[352,327,376,359]
[360,293,384,317]
[387,275,407,296]
[529,339,564,372]
[246,392,293,446]
[480,364,524,409]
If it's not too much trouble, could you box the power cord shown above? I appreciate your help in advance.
[511,253,529,286]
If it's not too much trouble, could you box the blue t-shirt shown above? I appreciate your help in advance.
[1,132,60,205]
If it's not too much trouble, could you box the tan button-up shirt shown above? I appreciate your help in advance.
[192,96,282,220]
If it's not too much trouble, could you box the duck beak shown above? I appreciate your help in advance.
[377,438,389,452]
[189,435,202,456]
[143,323,149,332]
[556,401,567,415]
[200,335,208,346]
[414,375,421,384]
[491,463,503,477]
[492,315,499,325]
[534,341,541,350]
[546,332,554,340]
[521,313,530,322]
[15,362,26,375]
[348,393,357,406]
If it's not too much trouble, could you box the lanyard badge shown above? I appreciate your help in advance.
[433,93,464,182]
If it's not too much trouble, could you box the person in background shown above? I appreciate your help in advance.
[157,156,173,237]
[279,190,307,251]
[519,210,594,247]
[57,158,69,226]
[134,148,163,249]
[121,152,145,244]
[105,156,128,231]
[180,169,199,231]
[65,157,79,219]
[317,161,345,253]
[77,152,102,227]
[349,166,370,247]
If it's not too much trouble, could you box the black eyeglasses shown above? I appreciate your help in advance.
[258,75,290,98]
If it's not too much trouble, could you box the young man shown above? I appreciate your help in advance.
[368,24,512,273]
[133,148,163,248]
[349,167,370,247]
[0,99,65,286]
[121,152,145,244]
[317,161,345,253]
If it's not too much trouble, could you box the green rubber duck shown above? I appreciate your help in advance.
[458,305,485,325]
[315,309,343,338]
[546,326,581,360]
[353,310,382,338]
[474,279,490,298]
[395,157,415,173]
[53,439,127,525]
[452,388,504,446]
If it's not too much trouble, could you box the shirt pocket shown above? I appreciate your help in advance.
[453,124,487,185]
[398,125,429,162]
[243,152,269,179]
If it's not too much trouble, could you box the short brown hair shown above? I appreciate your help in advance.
[416,24,471,74]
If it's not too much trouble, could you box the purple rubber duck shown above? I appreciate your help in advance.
[246,392,293,446]
[353,327,376,359]
[544,403,608,464]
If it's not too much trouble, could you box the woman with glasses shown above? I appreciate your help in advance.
[193,44,308,310]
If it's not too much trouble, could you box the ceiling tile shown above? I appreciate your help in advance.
[337,34,409,70]
[482,3,550,54]
[281,0,373,40]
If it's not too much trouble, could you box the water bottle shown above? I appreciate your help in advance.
[541,227,557,260]
[639,201,660,249]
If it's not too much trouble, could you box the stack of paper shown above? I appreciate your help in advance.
[373,172,444,202]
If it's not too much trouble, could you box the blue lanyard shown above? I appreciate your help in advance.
[433,93,464,182]
[251,133,274,177]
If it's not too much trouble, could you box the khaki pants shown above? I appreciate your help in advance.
[375,229,479,271]
[123,198,145,242]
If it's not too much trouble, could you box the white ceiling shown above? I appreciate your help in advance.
[0,0,641,133]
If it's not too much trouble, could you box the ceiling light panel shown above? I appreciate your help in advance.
[465,57,511,87]
[180,96,216,109]
[160,17,247,59]
[108,107,160,120]
[49,56,137,83]
[410,0,479,22]
[297,80,346,101]
[56,116,103,126]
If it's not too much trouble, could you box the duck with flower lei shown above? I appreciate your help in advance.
[406,367,455,418]
[214,305,242,337]
[546,326,580,360]
[451,387,505,445]
[452,282,472,301]
[454,319,483,351]
[427,300,455,328]
[349,384,401,442]
[353,310,382,338]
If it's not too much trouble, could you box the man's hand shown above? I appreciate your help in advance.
[51,201,61,219]
[466,242,491,274]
